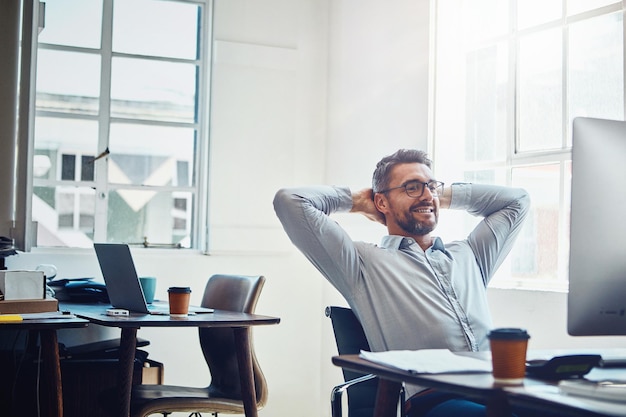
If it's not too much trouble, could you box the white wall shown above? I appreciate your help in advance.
[7,1,626,417]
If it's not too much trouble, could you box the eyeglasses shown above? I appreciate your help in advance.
[377,180,445,198]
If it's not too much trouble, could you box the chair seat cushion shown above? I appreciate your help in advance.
[131,385,247,416]
[132,384,212,400]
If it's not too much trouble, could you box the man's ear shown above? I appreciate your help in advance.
[374,193,389,214]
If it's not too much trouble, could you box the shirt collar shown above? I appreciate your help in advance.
[381,235,447,253]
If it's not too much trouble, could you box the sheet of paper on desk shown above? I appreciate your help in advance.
[360,349,492,374]
[20,311,76,320]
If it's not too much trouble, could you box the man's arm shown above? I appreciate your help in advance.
[437,186,452,209]
[450,183,531,284]
[273,186,365,294]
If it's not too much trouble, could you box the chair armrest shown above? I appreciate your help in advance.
[331,374,377,417]
[330,375,406,417]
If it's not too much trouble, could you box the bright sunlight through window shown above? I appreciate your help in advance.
[432,0,624,290]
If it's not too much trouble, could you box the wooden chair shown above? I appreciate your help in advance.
[130,274,267,417]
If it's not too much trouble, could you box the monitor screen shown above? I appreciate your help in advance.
[568,117,626,336]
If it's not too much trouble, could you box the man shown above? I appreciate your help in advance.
[273,149,530,416]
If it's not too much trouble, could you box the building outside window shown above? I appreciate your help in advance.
[432,0,624,290]
[32,0,212,249]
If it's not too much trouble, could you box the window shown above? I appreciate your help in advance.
[32,0,212,249]
[432,0,624,289]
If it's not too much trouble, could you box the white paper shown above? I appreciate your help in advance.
[359,349,492,374]
[0,270,45,300]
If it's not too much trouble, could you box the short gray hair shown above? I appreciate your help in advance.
[372,149,432,193]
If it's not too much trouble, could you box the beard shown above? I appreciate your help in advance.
[395,204,438,236]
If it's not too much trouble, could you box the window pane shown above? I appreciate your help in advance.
[462,0,509,42]
[33,118,99,181]
[568,0,618,16]
[110,57,197,123]
[81,155,95,181]
[508,165,562,285]
[465,42,508,162]
[518,28,563,152]
[108,123,195,186]
[33,186,96,248]
[568,11,624,139]
[517,0,561,29]
[38,0,102,49]
[112,0,200,60]
[107,190,193,247]
[61,154,76,180]
[36,50,101,115]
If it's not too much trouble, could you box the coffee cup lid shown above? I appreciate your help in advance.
[487,328,530,340]
[168,286,191,294]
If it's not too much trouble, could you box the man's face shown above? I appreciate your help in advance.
[375,163,440,236]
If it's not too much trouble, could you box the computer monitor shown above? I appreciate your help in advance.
[568,117,626,336]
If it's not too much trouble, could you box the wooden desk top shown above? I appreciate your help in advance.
[0,315,88,330]
[61,302,280,328]
[506,367,626,417]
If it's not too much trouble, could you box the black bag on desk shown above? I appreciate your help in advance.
[50,279,109,303]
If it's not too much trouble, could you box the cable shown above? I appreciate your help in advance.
[10,329,27,416]
[36,336,42,417]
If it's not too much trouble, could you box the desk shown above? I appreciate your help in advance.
[332,354,626,417]
[63,302,280,417]
[505,367,626,417]
[0,316,88,417]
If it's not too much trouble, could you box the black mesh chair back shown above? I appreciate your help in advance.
[326,306,379,417]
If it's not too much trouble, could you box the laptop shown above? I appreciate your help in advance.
[93,243,212,315]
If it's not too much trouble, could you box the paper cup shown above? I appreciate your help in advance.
[488,328,530,384]
[167,287,191,317]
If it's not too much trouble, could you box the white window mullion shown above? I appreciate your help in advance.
[195,0,213,253]
[623,6,626,113]
[508,0,518,187]
[94,0,114,242]
[562,0,569,148]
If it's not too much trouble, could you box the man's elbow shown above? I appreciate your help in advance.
[273,187,301,221]
[515,188,531,219]
[273,188,289,215]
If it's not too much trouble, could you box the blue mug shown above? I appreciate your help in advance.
[139,276,157,304]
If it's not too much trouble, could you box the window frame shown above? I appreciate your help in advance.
[29,0,214,251]
[430,0,625,290]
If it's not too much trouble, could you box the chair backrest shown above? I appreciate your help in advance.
[326,306,379,417]
[199,274,267,405]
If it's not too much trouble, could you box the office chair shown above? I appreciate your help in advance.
[326,306,380,417]
[129,274,267,417]
[326,306,406,417]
